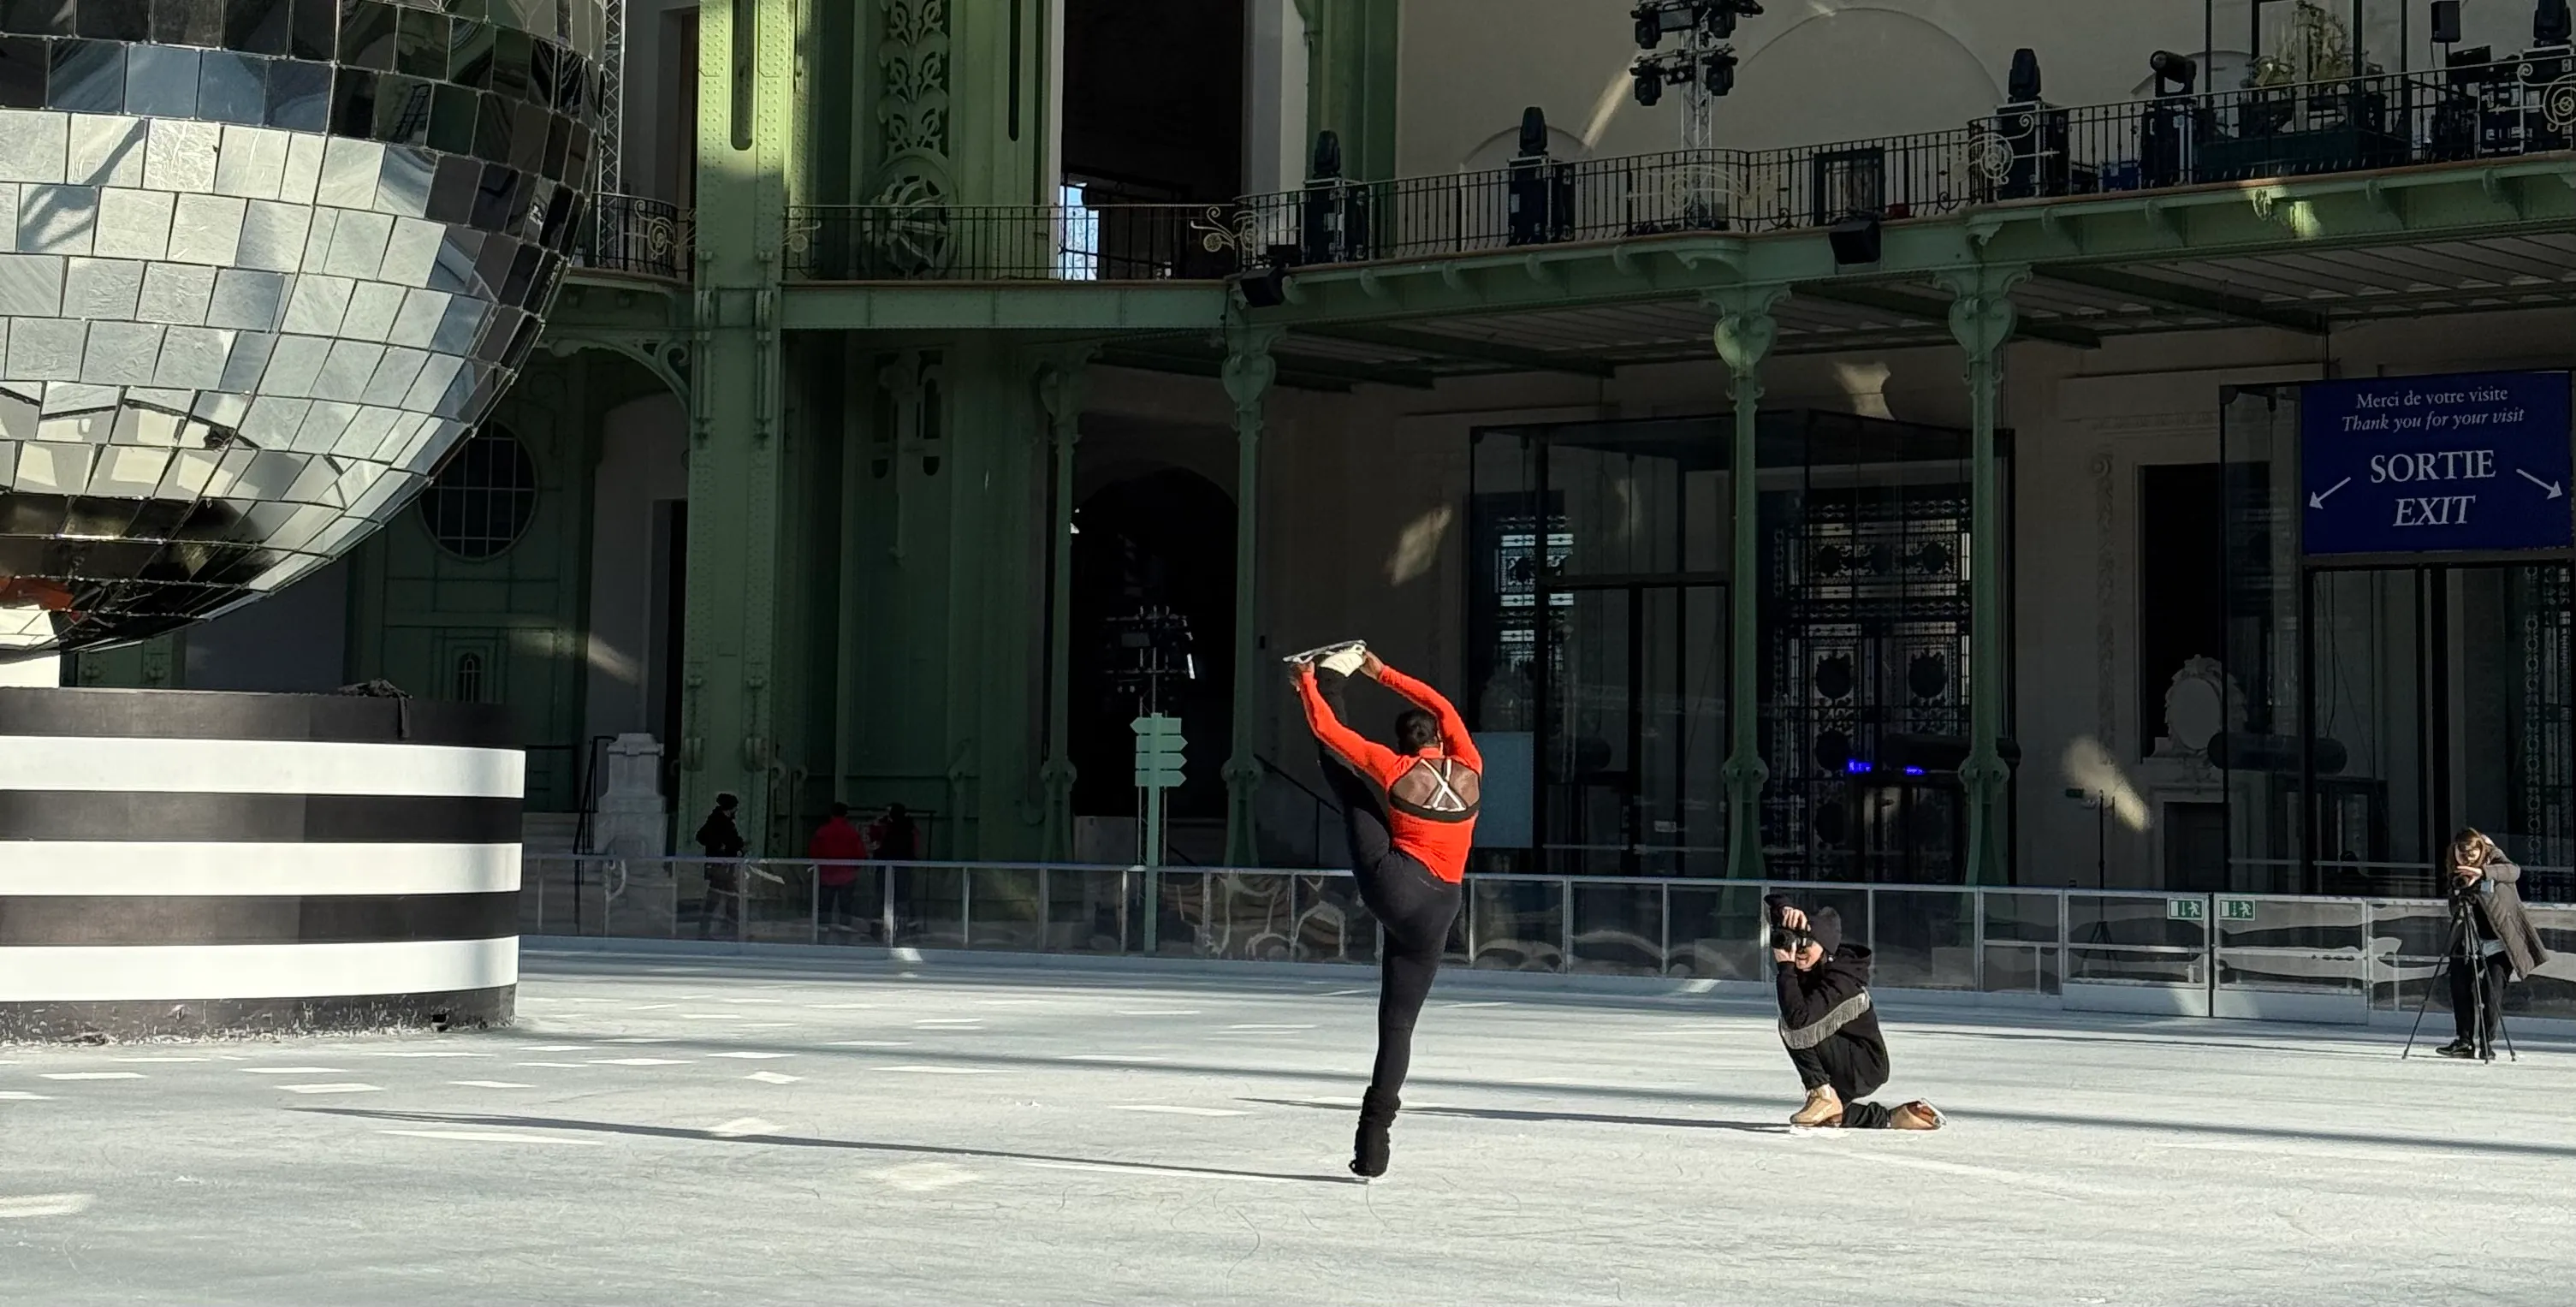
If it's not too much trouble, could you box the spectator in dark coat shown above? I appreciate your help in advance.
[2440,829,2554,1060]
[695,793,746,939]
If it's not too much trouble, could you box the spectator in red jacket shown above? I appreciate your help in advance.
[809,803,870,942]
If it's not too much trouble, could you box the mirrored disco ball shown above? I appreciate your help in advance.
[0,0,603,656]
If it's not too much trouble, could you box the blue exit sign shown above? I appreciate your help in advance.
[2300,372,2573,556]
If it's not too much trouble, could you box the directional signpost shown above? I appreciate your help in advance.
[2301,371,2573,555]
[1132,714,1185,865]
[1131,716,1184,946]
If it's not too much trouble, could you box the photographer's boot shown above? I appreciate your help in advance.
[1790,1084,1843,1127]
[1350,1090,1398,1179]
[2436,1040,2476,1059]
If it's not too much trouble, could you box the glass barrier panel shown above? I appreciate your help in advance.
[2069,894,2204,949]
[602,859,684,940]
[968,867,1045,952]
[1982,891,2061,944]
[517,859,547,935]
[1470,878,1565,971]
[679,858,748,942]
[741,862,817,943]
[2214,897,2365,995]
[2367,900,2451,1012]
[2520,905,2576,1020]
[1873,888,1976,990]
[1201,873,1300,961]
[1293,875,1377,966]
[1980,943,2059,995]
[1569,882,1665,976]
[896,865,966,949]
[1047,867,1129,954]
[2066,946,2204,986]
[1147,870,1209,958]
[1665,882,1766,980]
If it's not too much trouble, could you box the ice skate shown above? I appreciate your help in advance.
[1890,1101,1944,1131]
[1283,639,1366,668]
[1351,1092,1397,1179]
[1790,1084,1843,1127]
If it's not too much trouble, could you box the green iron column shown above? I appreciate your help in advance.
[1292,0,1402,180]
[1220,324,1282,868]
[1709,286,1787,880]
[1937,264,2029,886]
[1036,350,1095,864]
[679,0,797,852]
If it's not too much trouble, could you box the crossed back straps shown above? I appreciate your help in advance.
[1389,755,1480,823]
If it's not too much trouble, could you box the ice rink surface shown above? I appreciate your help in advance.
[3,949,2570,1307]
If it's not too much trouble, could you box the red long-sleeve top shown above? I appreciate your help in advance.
[1295,664,1482,882]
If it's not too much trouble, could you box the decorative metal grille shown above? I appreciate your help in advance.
[1760,483,1974,883]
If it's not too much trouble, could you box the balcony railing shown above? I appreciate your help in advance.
[769,60,2576,285]
[784,203,1243,281]
[576,193,693,281]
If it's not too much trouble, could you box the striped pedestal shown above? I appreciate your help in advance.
[0,687,522,1042]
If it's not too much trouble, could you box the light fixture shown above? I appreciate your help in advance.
[2149,49,2198,96]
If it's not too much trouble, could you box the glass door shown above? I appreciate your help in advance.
[1542,582,1724,876]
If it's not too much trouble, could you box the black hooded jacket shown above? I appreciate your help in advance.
[1766,895,1889,1083]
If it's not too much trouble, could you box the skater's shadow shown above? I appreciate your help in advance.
[1239,1097,1789,1135]
[297,1107,1365,1185]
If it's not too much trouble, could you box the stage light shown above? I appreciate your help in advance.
[1632,60,1665,106]
[2431,2,2463,45]
[2008,47,2042,102]
[2149,50,2198,95]
[1703,49,1738,95]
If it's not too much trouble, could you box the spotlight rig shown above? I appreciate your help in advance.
[1629,0,1760,107]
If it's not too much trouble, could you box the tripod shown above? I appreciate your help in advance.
[2401,892,2519,1062]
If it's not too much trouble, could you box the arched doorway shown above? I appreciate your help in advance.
[1071,468,1237,832]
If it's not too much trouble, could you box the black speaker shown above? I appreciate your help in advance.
[1232,267,1287,309]
[2431,0,2462,44]
[1827,215,1882,265]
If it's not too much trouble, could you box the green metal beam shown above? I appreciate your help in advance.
[1298,323,1618,377]
[2033,265,2330,335]
[1102,345,1436,390]
[1796,282,2102,350]
[1097,348,1356,393]
[781,282,1232,333]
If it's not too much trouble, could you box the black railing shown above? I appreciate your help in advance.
[1977,61,2557,201]
[777,60,2573,283]
[577,193,693,280]
[785,204,1243,281]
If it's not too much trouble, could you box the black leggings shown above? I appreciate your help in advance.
[1314,669,1463,1119]
[2450,951,2511,1048]
[1784,1036,1896,1130]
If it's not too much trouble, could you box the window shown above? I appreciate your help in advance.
[451,650,484,702]
[419,425,538,559]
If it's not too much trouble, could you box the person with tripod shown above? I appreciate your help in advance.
[2435,829,2551,1061]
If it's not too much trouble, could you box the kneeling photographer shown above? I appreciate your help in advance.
[1767,894,1942,1130]
[2437,829,2552,1060]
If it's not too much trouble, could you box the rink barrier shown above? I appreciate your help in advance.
[518,858,2576,1026]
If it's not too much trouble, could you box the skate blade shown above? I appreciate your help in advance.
[1282,640,1365,666]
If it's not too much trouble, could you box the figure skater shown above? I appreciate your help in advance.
[1286,640,1481,1178]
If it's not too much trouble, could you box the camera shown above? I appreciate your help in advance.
[1771,927,1816,954]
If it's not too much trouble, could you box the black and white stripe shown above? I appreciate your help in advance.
[0,687,522,1042]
